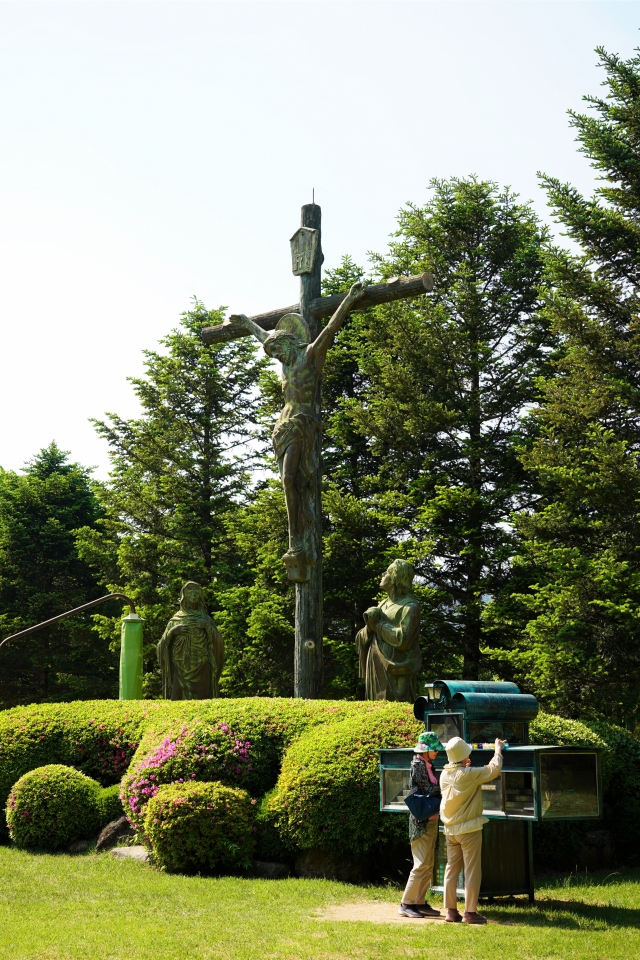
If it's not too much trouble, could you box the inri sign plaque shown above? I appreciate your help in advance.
[290,226,318,276]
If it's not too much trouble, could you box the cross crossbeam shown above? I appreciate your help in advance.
[201,272,433,345]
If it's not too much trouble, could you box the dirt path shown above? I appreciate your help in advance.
[313,903,445,924]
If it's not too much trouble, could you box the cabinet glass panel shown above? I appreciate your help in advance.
[468,721,525,745]
[481,776,504,814]
[540,752,599,819]
[481,771,535,818]
[427,713,463,743]
[382,768,411,810]
[504,771,535,817]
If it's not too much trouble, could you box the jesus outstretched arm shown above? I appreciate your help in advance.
[310,281,365,370]
[223,312,271,343]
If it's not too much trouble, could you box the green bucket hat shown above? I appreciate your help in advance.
[418,731,444,752]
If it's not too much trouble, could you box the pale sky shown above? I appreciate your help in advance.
[1,0,639,478]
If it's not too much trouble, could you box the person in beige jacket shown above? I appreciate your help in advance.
[440,736,506,924]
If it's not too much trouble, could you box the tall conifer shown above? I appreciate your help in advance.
[328,179,551,680]
[492,48,640,719]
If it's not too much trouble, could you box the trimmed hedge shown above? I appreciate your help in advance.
[4,698,640,868]
[265,705,421,859]
[143,781,255,874]
[0,701,152,841]
[0,698,408,842]
[6,764,101,850]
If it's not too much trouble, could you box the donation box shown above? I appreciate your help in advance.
[378,680,602,902]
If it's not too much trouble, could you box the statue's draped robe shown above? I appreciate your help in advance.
[158,609,223,700]
[355,593,421,702]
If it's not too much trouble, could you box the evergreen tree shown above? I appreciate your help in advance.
[489,47,640,720]
[338,179,551,680]
[216,480,294,696]
[0,443,113,707]
[81,301,268,696]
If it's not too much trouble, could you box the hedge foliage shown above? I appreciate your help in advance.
[0,698,406,843]
[265,705,421,859]
[0,701,152,840]
[6,764,102,850]
[143,781,255,874]
[96,783,124,825]
[529,712,640,866]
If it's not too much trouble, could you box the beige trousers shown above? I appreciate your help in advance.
[401,819,439,904]
[443,828,483,913]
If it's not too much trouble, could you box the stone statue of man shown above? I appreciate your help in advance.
[355,559,421,702]
[224,281,365,578]
[157,581,224,700]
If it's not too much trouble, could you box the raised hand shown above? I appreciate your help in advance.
[224,313,249,328]
[347,280,365,302]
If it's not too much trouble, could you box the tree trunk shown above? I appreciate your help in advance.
[295,203,324,698]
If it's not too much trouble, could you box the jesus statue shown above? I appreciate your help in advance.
[224,280,365,580]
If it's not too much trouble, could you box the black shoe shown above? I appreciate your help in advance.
[398,904,425,919]
[445,908,463,923]
[416,903,441,918]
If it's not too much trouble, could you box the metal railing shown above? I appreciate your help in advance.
[0,593,137,651]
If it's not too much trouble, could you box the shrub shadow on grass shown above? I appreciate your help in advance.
[491,897,640,930]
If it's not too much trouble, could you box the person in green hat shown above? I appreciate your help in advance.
[398,731,444,918]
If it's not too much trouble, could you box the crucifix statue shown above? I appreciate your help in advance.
[202,204,433,698]
[223,281,365,579]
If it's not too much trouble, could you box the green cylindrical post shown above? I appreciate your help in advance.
[119,613,144,700]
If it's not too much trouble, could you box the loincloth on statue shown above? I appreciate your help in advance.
[272,413,320,483]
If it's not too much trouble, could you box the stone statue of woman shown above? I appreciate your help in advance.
[355,559,421,702]
[157,581,224,700]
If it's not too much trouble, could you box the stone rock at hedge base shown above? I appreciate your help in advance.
[295,848,372,883]
[68,840,89,853]
[111,845,150,863]
[577,830,614,869]
[252,860,291,880]
[96,816,134,851]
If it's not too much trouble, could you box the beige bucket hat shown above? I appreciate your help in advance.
[444,736,472,763]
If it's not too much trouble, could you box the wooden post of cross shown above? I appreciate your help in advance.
[202,204,433,698]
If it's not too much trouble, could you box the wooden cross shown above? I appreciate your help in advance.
[202,204,433,698]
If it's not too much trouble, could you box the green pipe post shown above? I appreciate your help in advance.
[119,613,144,700]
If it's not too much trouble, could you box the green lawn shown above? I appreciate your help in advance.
[1,846,639,959]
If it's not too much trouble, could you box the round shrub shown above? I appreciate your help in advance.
[143,780,256,874]
[266,704,421,860]
[6,764,101,850]
[121,721,258,830]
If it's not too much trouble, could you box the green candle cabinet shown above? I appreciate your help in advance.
[378,681,602,903]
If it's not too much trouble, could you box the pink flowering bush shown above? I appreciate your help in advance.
[143,780,255,874]
[120,721,256,830]
[6,764,102,850]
